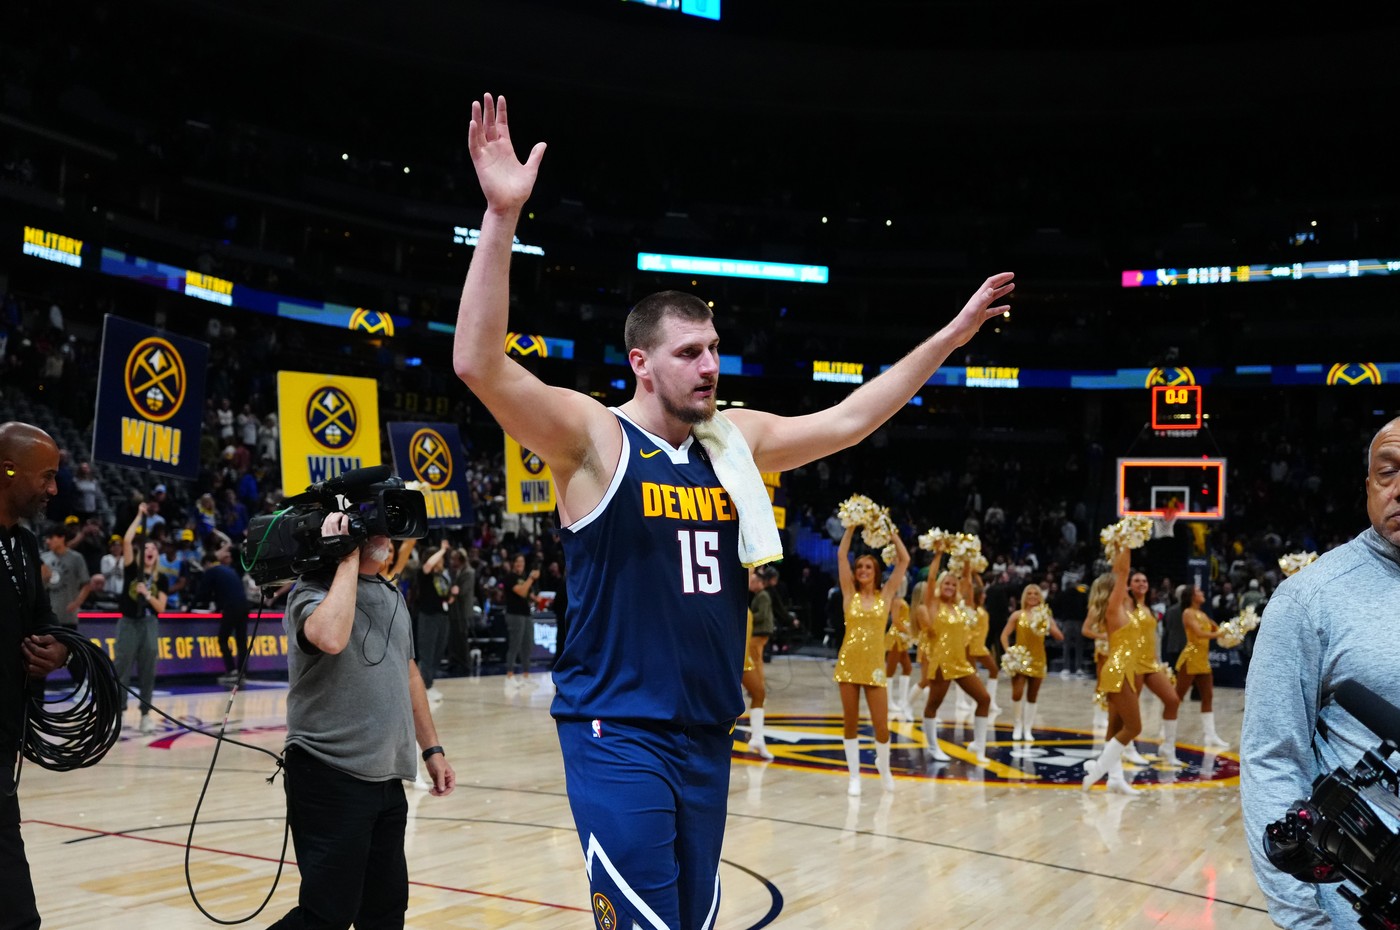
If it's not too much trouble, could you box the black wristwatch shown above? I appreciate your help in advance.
[422,745,445,762]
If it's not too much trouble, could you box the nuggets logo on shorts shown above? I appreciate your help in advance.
[305,386,358,451]
[349,307,395,337]
[123,337,187,422]
[505,331,548,358]
[1327,362,1382,386]
[408,428,453,490]
[592,893,616,930]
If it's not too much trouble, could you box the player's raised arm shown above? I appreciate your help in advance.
[728,273,1013,473]
[452,94,610,476]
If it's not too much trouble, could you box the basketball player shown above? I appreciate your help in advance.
[453,93,1014,930]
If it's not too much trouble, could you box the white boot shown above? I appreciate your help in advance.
[747,708,775,760]
[909,683,930,724]
[898,676,915,722]
[969,715,990,762]
[875,738,895,792]
[1159,719,1182,767]
[843,737,863,796]
[955,687,974,719]
[1082,737,1126,791]
[888,671,904,716]
[1107,756,1140,796]
[1022,702,1038,742]
[923,717,950,761]
[987,676,1002,715]
[1010,699,1024,740]
[1122,742,1151,766]
[1202,711,1230,749]
[1091,706,1109,736]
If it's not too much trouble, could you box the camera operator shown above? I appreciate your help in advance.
[1241,416,1400,929]
[268,511,455,930]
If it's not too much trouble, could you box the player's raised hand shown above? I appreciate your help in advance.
[469,94,547,213]
[944,272,1015,347]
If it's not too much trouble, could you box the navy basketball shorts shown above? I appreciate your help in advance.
[557,717,733,930]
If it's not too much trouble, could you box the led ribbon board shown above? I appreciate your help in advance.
[638,252,828,284]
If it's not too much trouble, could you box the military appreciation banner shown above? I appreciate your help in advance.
[277,371,381,494]
[503,432,556,514]
[92,315,208,479]
[387,421,474,526]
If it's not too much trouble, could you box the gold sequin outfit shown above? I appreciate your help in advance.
[1175,609,1216,676]
[920,601,976,680]
[834,594,889,686]
[1096,621,1139,694]
[1009,611,1049,678]
[885,600,913,652]
[1128,603,1161,674]
[968,605,991,658]
[744,609,755,673]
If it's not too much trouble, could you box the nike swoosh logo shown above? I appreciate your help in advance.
[640,448,662,459]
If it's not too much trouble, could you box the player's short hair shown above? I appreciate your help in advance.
[624,291,713,352]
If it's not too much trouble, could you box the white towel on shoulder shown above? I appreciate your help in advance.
[691,412,782,569]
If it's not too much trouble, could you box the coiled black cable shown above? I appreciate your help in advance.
[11,618,290,925]
[14,626,123,785]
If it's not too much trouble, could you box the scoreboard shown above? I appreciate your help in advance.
[1151,384,1203,430]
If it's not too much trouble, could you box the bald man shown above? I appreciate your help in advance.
[0,421,67,930]
[1241,417,1400,929]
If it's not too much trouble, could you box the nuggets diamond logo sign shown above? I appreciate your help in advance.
[504,432,555,513]
[278,372,381,493]
[124,337,187,422]
[94,316,208,479]
[387,422,474,526]
[305,386,358,451]
[505,331,548,358]
[349,307,395,337]
[1327,362,1382,386]
[1145,366,1196,388]
[409,428,453,490]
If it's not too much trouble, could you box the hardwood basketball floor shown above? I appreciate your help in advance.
[18,656,1270,928]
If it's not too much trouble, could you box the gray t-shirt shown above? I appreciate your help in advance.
[1240,527,1400,929]
[42,548,90,627]
[284,573,417,781]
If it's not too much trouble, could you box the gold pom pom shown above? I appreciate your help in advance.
[1001,644,1034,675]
[1279,551,1318,577]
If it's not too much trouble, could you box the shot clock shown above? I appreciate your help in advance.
[1151,384,1203,430]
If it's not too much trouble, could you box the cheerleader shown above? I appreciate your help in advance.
[1082,595,1111,735]
[1174,585,1229,749]
[957,575,1002,718]
[835,525,911,795]
[1124,566,1182,765]
[743,569,776,759]
[917,554,992,763]
[999,584,1064,741]
[1080,548,1145,795]
[883,577,915,723]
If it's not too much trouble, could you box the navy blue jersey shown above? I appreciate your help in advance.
[552,410,748,726]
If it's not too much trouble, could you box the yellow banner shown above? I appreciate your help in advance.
[504,432,556,513]
[277,371,382,494]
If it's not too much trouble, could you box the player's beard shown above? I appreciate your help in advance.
[660,380,717,425]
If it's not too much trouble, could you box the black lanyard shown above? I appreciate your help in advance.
[0,529,31,608]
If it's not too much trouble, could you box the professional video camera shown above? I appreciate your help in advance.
[1264,681,1400,930]
[243,465,428,586]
